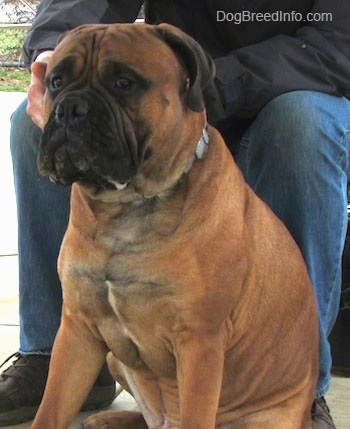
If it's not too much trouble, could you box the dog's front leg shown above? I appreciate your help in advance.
[31,313,108,429]
[176,333,225,429]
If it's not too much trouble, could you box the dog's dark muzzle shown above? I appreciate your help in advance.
[38,92,141,189]
[54,96,90,129]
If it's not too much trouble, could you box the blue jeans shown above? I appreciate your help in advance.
[10,99,70,354]
[10,91,350,398]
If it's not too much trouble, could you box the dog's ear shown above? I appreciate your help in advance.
[155,23,215,112]
[56,31,69,45]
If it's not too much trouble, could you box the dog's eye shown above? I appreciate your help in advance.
[115,78,134,90]
[51,76,64,90]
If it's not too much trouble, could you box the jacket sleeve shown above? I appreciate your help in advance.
[213,0,350,119]
[23,0,143,66]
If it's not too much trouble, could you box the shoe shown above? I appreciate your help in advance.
[311,397,337,428]
[0,352,119,426]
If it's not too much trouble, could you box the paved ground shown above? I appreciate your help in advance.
[0,92,349,428]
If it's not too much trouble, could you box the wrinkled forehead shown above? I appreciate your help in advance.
[47,23,184,79]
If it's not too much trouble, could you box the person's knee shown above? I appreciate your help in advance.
[257,91,328,148]
[243,91,347,176]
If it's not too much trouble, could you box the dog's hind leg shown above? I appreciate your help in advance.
[103,353,170,428]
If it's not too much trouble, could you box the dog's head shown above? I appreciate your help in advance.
[37,23,215,198]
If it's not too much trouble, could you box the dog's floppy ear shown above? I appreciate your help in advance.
[155,23,215,112]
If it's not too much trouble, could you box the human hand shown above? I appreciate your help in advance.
[26,51,53,129]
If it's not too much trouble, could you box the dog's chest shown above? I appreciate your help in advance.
[63,250,178,376]
[100,276,178,375]
[61,204,182,376]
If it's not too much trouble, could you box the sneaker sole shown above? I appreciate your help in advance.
[0,406,38,426]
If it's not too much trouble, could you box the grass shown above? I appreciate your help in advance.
[0,67,30,92]
[0,27,30,92]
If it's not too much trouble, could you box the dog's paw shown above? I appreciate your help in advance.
[81,410,147,429]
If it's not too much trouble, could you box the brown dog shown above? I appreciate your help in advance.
[31,23,318,428]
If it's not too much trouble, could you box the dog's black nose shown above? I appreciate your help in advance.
[54,98,89,126]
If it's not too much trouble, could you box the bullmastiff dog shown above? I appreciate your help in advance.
[31,23,318,428]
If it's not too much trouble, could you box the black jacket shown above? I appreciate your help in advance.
[23,0,350,126]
